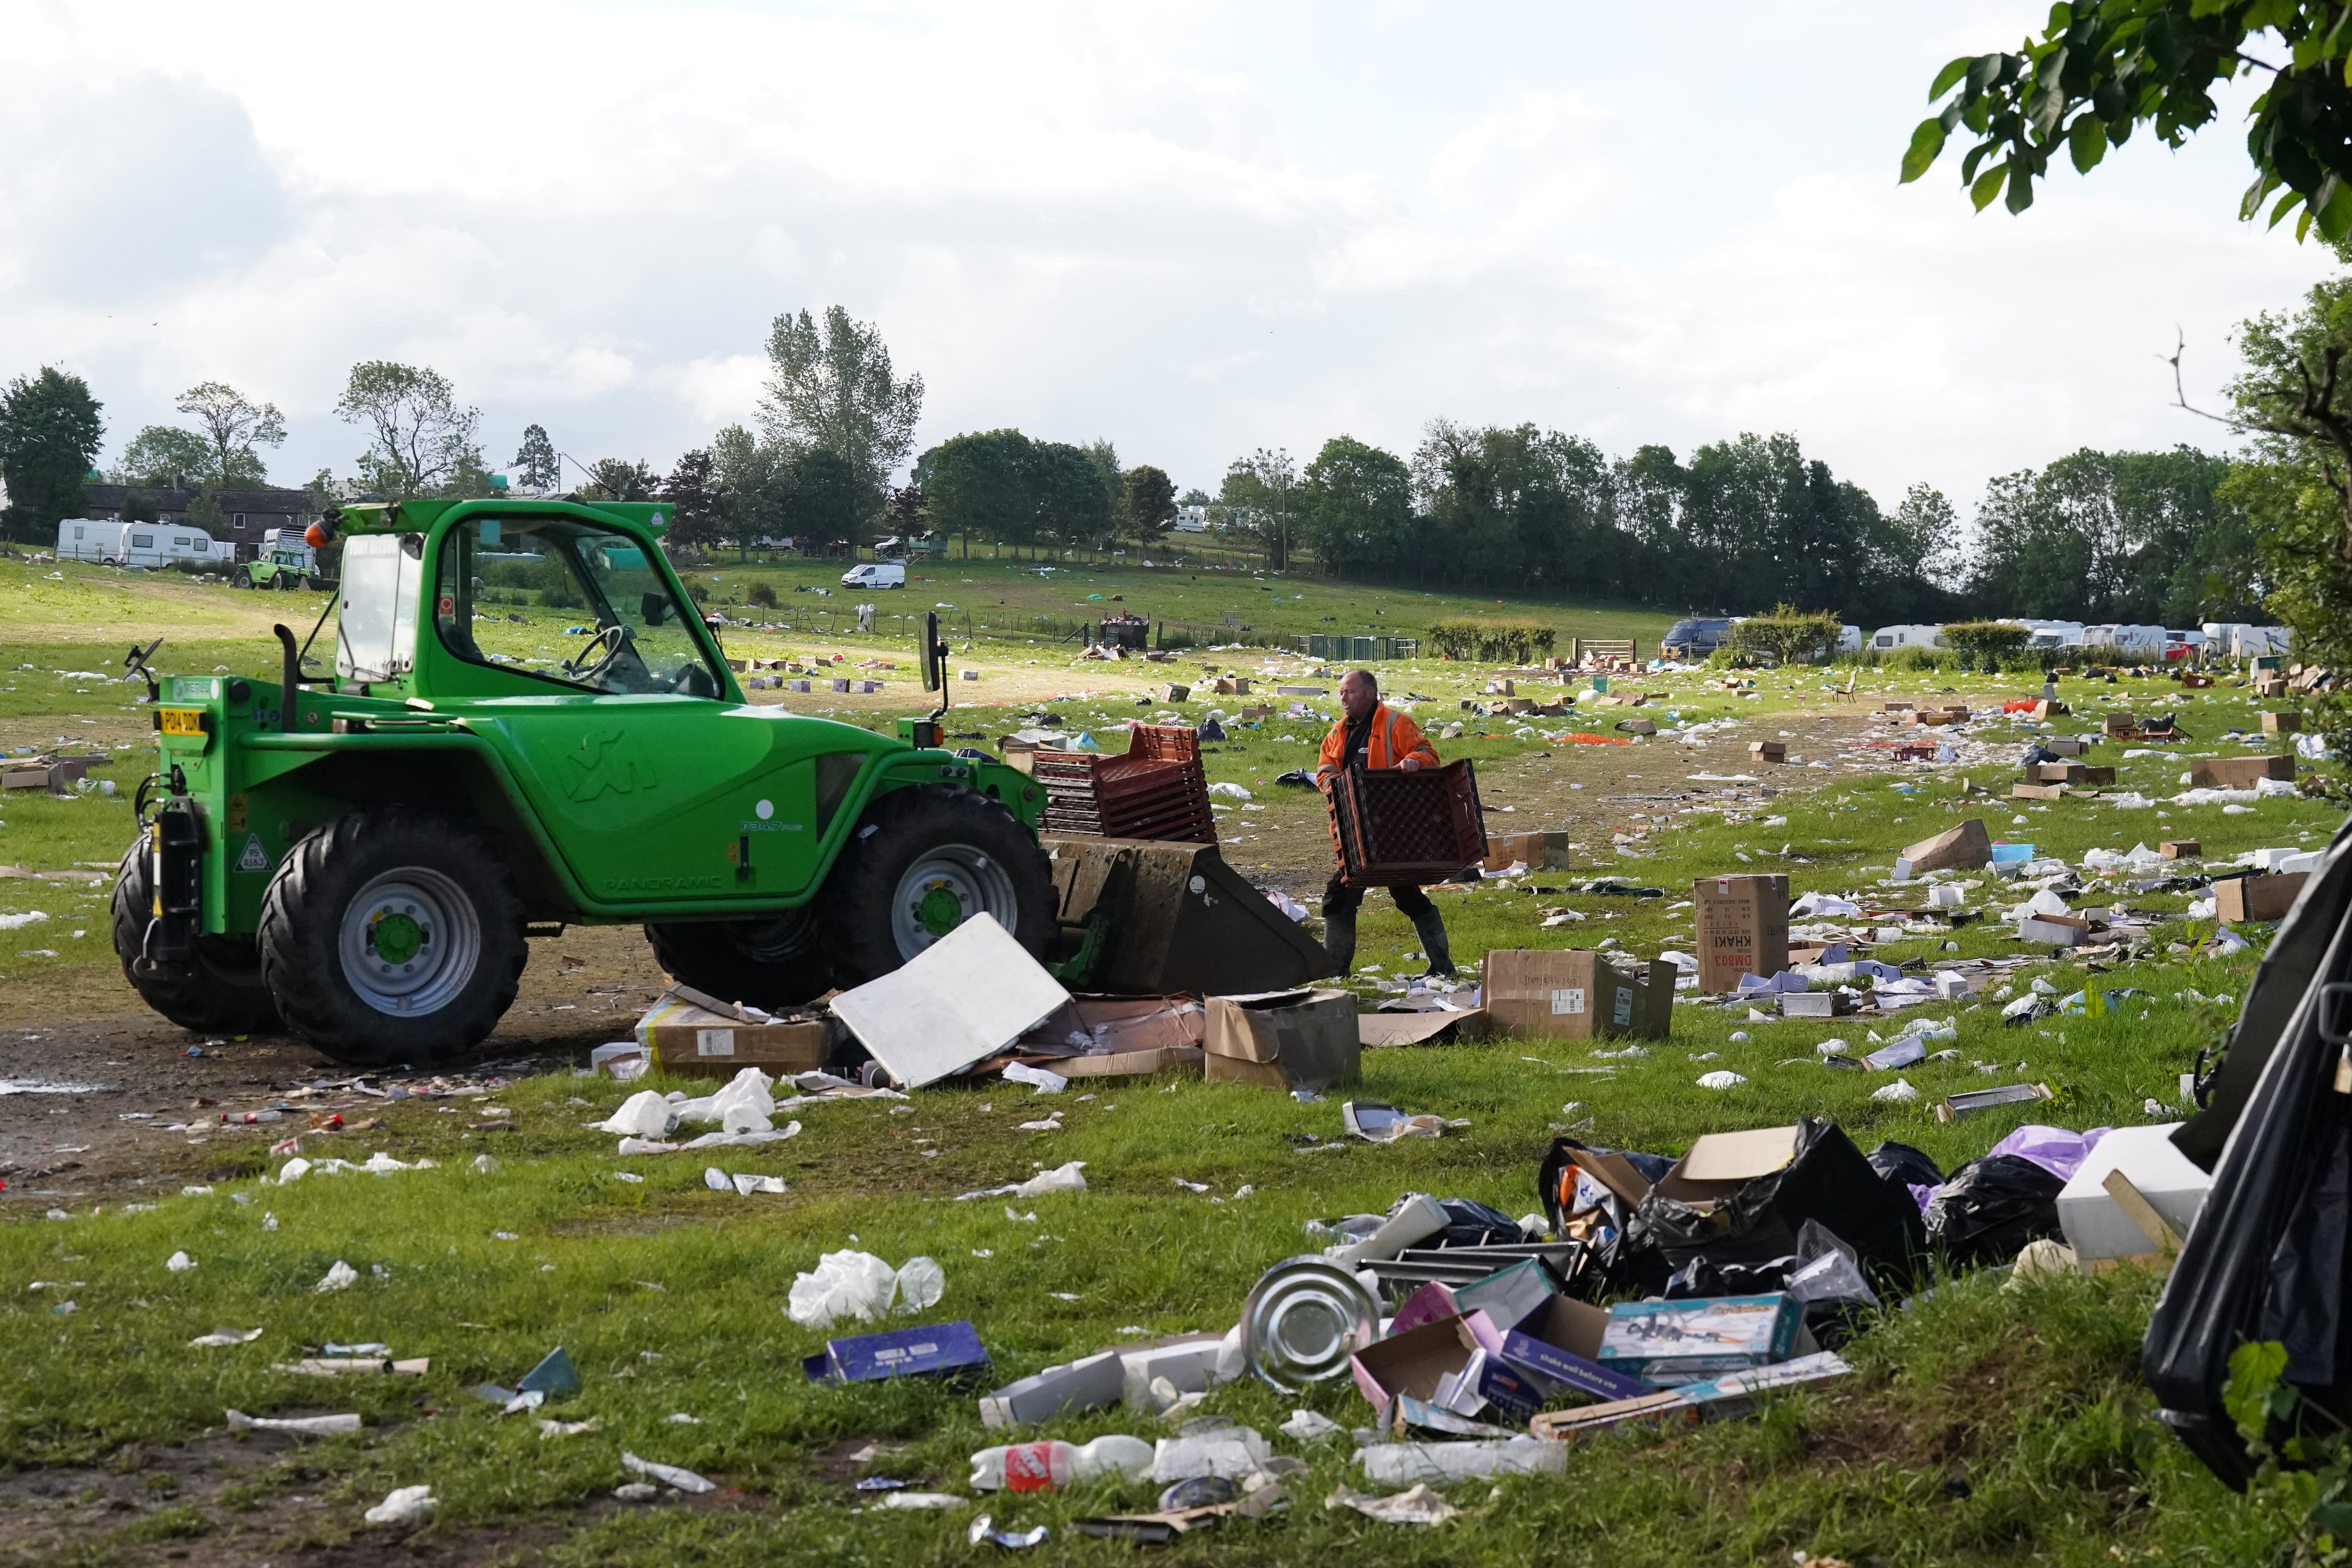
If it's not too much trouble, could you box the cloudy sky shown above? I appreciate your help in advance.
[0,0,2330,516]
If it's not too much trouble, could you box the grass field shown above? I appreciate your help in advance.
[0,553,2332,1565]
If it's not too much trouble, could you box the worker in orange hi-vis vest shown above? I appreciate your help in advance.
[1314,669,1453,978]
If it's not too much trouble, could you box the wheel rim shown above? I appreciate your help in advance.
[336,868,481,1016]
[889,845,1017,959]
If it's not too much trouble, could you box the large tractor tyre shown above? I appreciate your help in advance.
[257,810,526,1067]
[820,784,1057,989]
[109,837,280,1034]
[644,908,834,1011]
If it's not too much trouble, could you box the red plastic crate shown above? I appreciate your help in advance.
[1327,760,1488,887]
[1033,725,1217,845]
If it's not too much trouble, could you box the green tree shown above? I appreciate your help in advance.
[1899,3,2352,239]
[758,305,923,516]
[1033,440,1115,555]
[1218,447,1300,570]
[662,448,722,552]
[922,430,1040,558]
[1298,436,1413,575]
[780,446,868,548]
[1116,464,1178,544]
[582,459,658,502]
[1893,483,1964,588]
[334,362,482,499]
[512,423,559,491]
[0,367,103,543]
[175,381,283,487]
[112,425,213,487]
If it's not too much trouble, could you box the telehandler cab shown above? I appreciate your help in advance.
[113,496,1052,1065]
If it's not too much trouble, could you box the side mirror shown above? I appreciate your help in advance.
[922,612,948,693]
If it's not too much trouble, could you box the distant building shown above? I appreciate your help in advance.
[81,483,318,561]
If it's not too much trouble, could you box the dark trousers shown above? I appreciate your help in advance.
[1323,871,1435,921]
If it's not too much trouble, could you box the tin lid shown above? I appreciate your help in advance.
[1238,1256,1380,1392]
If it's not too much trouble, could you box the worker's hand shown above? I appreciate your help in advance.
[1397,756,1425,772]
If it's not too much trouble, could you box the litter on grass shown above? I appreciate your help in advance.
[622,1451,715,1494]
[227,1409,361,1436]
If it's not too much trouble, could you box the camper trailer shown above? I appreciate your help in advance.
[96,526,219,569]
[2015,619,2085,650]
[1869,624,1947,651]
[54,519,130,563]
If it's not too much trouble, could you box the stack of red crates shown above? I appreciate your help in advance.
[1033,725,1218,845]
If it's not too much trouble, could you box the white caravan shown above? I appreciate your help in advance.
[55,519,130,563]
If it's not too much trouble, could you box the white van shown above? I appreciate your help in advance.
[2237,626,2292,659]
[56,519,130,563]
[1869,624,1946,650]
[840,562,905,590]
[2015,619,2085,649]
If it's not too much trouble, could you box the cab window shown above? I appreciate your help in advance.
[432,516,721,697]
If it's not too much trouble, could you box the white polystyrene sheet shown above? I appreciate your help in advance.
[829,914,1068,1087]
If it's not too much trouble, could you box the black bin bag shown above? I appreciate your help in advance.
[1924,1154,2065,1269]
[2144,820,2352,1489]
[1613,1118,1927,1298]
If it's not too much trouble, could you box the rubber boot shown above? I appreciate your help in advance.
[1410,907,1456,978]
[1322,906,1357,978]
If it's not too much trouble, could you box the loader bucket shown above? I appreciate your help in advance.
[1042,837,1333,996]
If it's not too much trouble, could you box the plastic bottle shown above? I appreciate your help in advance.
[969,1435,1153,1492]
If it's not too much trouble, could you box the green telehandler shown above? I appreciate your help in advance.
[112,495,1053,1067]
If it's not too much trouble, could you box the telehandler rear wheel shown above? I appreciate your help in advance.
[820,784,1056,988]
[109,836,280,1034]
[257,810,526,1066]
[644,907,833,1011]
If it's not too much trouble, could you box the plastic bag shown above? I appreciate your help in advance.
[787,1250,900,1328]
[1922,1154,2065,1268]
[1432,1198,1522,1249]
[599,1090,678,1139]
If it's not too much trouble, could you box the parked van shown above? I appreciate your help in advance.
[2015,619,2085,649]
[1869,624,1946,651]
[2236,626,2291,659]
[840,562,905,590]
[1661,616,1736,659]
[2099,624,2167,656]
[55,519,130,563]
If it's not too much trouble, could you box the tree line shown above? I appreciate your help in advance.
[0,308,2265,634]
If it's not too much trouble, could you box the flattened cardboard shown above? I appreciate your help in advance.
[830,914,1069,1087]
[1203,988,1360,1092]
[2214,871,2309,923]
[1499,1295,1653,1403]
[1693,874,1791,995]
[2189,755,2294,789]
[1894,818,1992,877]
[1657,1125,1800,1203]
[804,1321,990,1385]
[1483,829,1570,873]
[1479,950,1672,1040]
[1359,1009,1495,1047]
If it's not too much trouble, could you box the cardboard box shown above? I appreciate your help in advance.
[1615,718,1657,735]
[1451,1259,1559,1335]
[803,1321,991,1386]
[2256,675,2290,699]
[2161,840,2201,858]
[1484,829,1570,873]
[2011,783,2072,801]
[2214,871,2309,923]
[1777,990,1849,1018]
[1894,818,1992,878]
[2190,755,2295,789]
[1596,1294,1802,1385]
[2262,710,2303,734]
[1348,1311,1536,1419]
[635,997,837,1079]
[1748,741,1786,762]
[1024,995,1205,1059]
[2032,699,2070,719]
[1499,1294,1653,1403]
[1655,1125,1798,1204]
[1480,950,1672,1040]
[1202,988,1360,1092]
[2103,713,2140,737]
[2044,735,2091,756]
[2018,913,2094,946]
[979,1349,1128,1428]
[2057,1123,2211,1262]
[1693,874,1790,993]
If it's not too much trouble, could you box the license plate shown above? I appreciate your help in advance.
[158,708,209,737]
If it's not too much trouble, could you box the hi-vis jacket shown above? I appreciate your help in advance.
[1316,702,1439,788]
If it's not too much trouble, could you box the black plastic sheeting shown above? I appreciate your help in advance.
[2144,818,2352,1489]
[1923,1154,2065,1269]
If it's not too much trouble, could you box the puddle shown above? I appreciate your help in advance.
[0,1081,104,1096]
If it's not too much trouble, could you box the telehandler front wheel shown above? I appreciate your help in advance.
[820,784,1056,988]
[109,836,280,1034]
[258,810,526,1066]
[644,908,834,1011]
